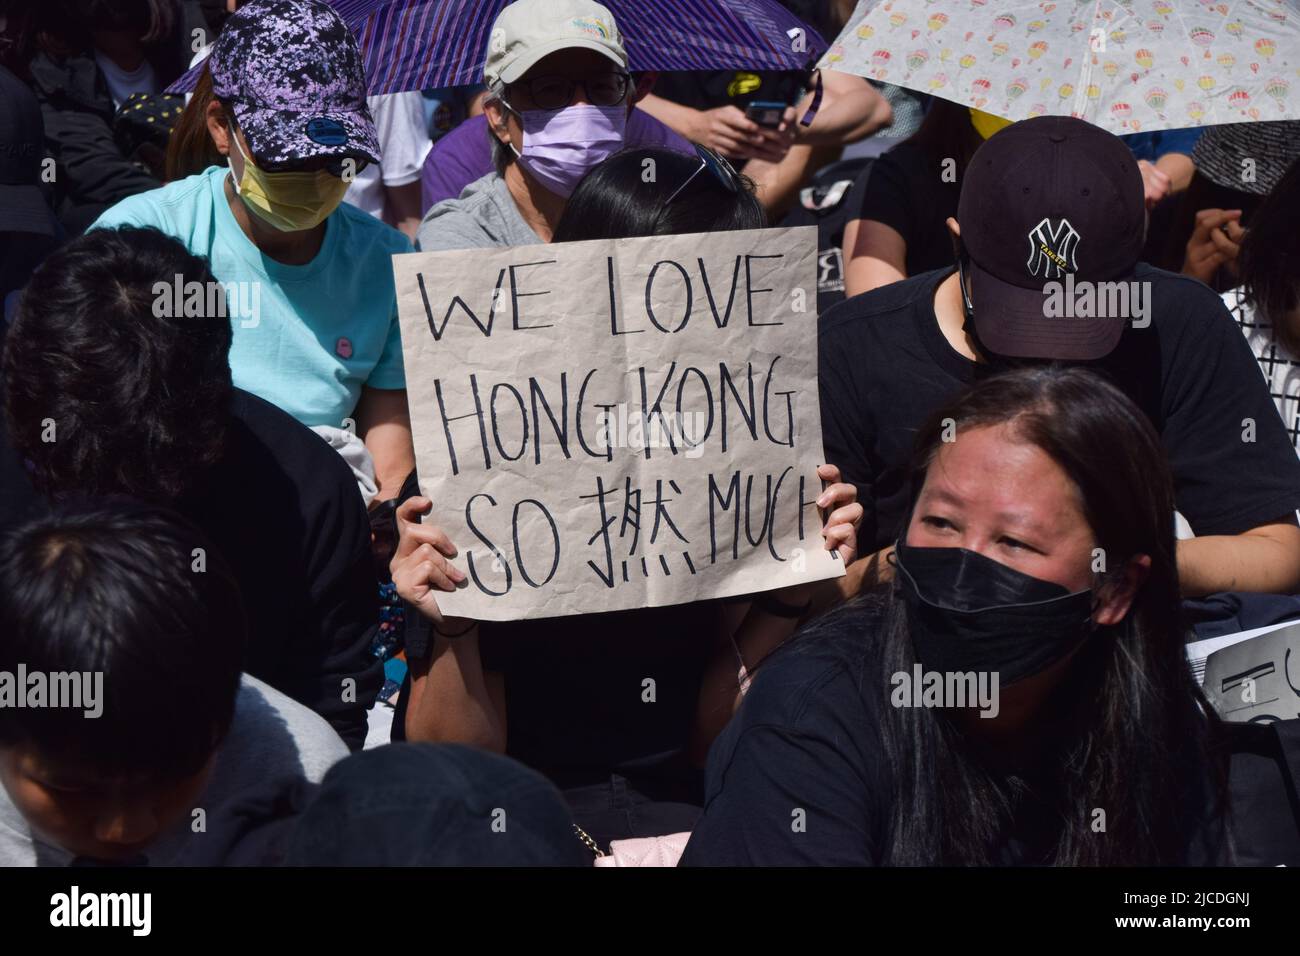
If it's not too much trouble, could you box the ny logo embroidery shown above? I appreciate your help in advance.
[1026,217,1080,279]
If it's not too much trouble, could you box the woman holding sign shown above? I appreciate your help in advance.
[389,145,863,852]
[680,366,1300,867]
[390,459,859,853]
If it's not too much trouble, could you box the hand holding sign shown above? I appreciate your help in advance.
[392,226,844,620]
[390,495,465,622]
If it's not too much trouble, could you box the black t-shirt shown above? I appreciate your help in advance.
[682,603,1082,866]
[819,266,1300,554]
[0,388,382,749]
[847,141,961,278]
[402,598,721,784]
[681,601,1300,866]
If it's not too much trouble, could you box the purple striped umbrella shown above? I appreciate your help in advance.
[170,0,825,95]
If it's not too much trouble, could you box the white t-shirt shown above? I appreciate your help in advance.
[93,50,158,109]
[344,92,432,221]
[1223,287,1300,454]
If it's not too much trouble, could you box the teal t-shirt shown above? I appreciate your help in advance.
[91,165,412,429]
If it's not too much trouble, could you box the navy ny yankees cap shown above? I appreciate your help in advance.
[957,116,1145,361]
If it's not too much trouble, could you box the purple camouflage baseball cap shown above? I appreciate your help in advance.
[209,0,380,168]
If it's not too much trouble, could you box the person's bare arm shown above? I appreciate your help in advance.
[744,142,830,219]
[383,180,424,241]
[806,543,895,615]
[637,94,791,162]
[790,71,892,147]
[354,385,415,503]
[844,218,908,296]
[405,634,507,750]
[636,92,703,141]
[1176,517,1300,597]
[1137,159,1172,210]
[390,496,507,749]
[1155,152,1196,193]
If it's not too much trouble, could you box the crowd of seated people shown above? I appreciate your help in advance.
[1,0,1298,868]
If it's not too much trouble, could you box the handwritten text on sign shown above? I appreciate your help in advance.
[392,225,843,620]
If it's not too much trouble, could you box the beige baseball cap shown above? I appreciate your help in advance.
[484,0,627,91]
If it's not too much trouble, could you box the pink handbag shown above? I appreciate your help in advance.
[591,831,691,868]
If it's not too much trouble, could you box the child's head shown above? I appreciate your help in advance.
[0,499,246,861]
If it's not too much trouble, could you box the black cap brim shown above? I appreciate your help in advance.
[232,101,380,168]
[0,184,58,238]
[969,261,1127,362]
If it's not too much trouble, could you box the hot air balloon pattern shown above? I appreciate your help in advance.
[821,0,1300,134]
[1265,76,1291,109]
[1144,86,1168,118]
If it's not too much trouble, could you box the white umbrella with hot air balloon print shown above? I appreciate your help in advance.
[821,0,1300,133]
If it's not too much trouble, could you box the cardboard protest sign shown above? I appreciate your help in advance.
[392,225,843,621]
[1203,621,1300,723]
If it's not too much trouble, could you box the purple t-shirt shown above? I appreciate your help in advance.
[420,108,693,212]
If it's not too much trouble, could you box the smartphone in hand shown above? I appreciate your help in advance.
[744,100,787,129]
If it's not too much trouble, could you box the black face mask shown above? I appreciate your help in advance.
[953,249,1051,375]
[894,542,1097,687]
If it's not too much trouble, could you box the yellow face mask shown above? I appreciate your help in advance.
[229,132,349,232]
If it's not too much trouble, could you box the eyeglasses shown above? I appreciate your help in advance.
[504,71,632,111]
[665,144,741,205]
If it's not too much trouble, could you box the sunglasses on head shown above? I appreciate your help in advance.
[665,144,741,205]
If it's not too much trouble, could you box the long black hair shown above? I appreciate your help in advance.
[1237,155,1300,357]
[553,147,766,242]
[838,366,1227,865]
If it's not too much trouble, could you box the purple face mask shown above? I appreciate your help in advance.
[509,103,628,198]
